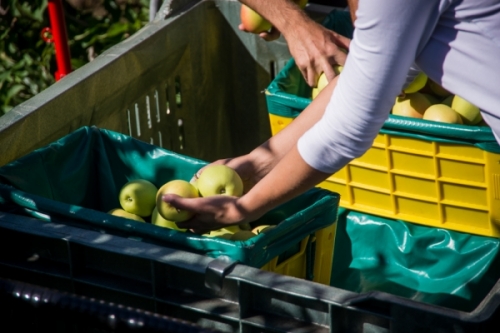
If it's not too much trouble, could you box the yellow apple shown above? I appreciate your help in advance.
[403,72,427,94]
[311,66,342,100]
[451,95,481,125]
[108,208,145,222]
[252,225,275,234]
[240,4,272,34]
[151,206,186,232]
[204,229,233,239]
[392,92,431,119]
[230,230,257,241]
[119,179,158,217]
[423,104,462,124]
[195,165,244,197]
[156,179,199,222]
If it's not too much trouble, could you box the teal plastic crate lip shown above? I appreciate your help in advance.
[0,126,340,269]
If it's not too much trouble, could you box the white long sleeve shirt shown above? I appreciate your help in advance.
[297,0,500,174]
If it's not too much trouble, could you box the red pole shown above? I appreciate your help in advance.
[47,0,72,80]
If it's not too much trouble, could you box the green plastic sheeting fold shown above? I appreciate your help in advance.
[0,126,339,269]
[265,9,500,153]
[331,209,500,312]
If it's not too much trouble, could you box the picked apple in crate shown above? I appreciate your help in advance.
[118,179,158,217]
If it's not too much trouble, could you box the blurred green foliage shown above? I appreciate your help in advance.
[0,0,149,115]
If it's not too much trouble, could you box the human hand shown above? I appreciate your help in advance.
[191,153,269,194]
[162,194,257,234]
[284,21,350,87]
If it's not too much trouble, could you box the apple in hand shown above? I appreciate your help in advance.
[108,208,145,222]
[151,206,187,232]
[119,179,158,217]
[196,165,244,197]
[240,4,272,34]
[156,179,199,222]
[311,65,342,99]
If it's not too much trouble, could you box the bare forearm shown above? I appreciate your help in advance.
[240,144,330,220]
[248,76,339,179]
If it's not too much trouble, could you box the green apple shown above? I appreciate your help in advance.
[451,95,481,125]
[252,225,275,234]
[403,72,427,94]
[195,165,244,197]
[156,179,199,222]
[423,104,462,124]
[205,229,233,238]
[119,179,158,217]
[311,66,343,100]
[151,206,186,232]
[108,208,145,222]
[240,4,272,34]
[230,230,257,241]
[392,92,431,119]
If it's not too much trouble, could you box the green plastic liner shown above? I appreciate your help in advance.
[331,209,500,312]
[0,126,339,269]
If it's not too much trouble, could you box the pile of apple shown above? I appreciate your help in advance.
[393,73,485,126]
[311,68,485,126]
[108,165,275,241]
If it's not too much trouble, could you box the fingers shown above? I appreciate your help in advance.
[322,62,336,84]
[162,194,196,213]
[260,27,281,41]
[238,23,248,32]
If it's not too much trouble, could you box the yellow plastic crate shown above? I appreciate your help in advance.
[270,113,500,238]
[261,223,336,285]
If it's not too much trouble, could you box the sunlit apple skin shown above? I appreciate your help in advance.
[252,225,275,234]
[392,92,431,119]
[156,179,199,222]
[231,230,257,241]
[196,165,244,197]
[151,207,187,231]
[311,66,342,99]
[423,104,463,124]
[403,72,427,94]
[119,179,158,217]
[108,208,145,222]
[451,95,481,125]
[240,5,272,34]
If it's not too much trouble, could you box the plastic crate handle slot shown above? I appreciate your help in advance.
[205,256,240,292]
